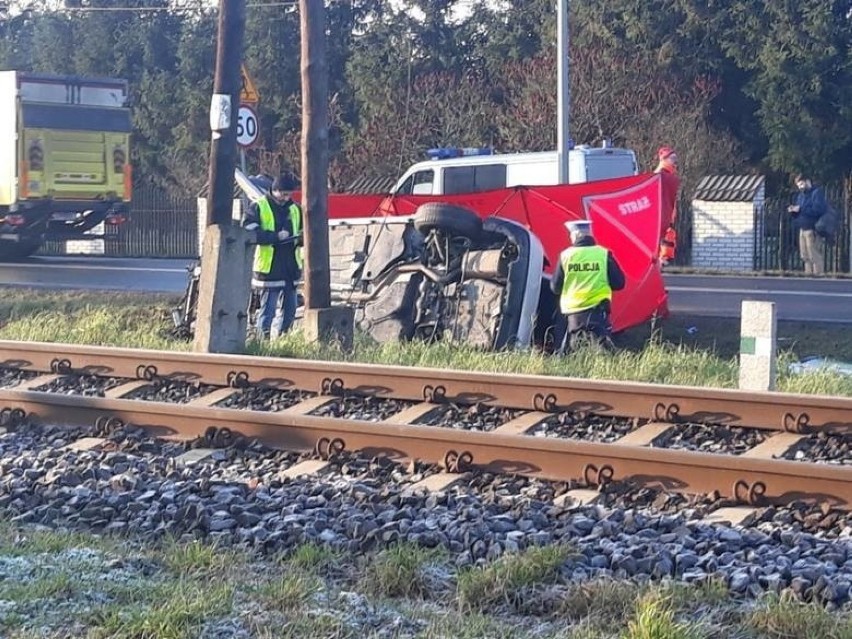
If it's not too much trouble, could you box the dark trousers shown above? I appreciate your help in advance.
[255,282,298,338]
[558,303,613,354]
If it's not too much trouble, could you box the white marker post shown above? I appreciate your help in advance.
[739,300,777,391]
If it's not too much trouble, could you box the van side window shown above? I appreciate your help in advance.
[444,164,506,194]
[397,169,434,195]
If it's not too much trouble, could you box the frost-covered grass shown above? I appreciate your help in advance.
[0,525,850,639]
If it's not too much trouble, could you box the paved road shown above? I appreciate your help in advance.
[0,257,850,323]
[0,256,194,294]
[664,274,852,323]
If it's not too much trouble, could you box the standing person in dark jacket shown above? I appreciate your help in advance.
[787,174,827,275]
[549,220,626,353]
[244,174,303,338]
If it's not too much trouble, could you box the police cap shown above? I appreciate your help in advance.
[564,220,592,235]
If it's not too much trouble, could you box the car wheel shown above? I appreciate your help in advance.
[414,203,483,239]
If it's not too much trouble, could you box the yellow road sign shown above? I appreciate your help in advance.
[240,64,260,104]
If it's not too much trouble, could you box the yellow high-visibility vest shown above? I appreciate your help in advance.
[559,245,612,314]
[253,197,303,274]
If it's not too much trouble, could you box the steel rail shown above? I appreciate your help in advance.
[0,341,850,433]
[0,388,849,507]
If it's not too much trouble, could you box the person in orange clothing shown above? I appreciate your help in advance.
[655,146,680,265]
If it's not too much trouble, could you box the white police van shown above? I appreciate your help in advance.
[391,142,638,196]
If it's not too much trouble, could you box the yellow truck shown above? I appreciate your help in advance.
[0,71,132,259]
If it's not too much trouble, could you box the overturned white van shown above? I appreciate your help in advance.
[391,143,638,196]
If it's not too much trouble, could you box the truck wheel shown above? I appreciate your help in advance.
[0,240,41,261]
[414,203,483,239]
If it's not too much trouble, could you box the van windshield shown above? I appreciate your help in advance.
[396,169,434,195]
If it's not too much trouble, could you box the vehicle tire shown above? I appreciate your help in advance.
[414,203,482,239]
[0,239,41,261]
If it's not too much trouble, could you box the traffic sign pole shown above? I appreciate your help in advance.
[238,65,260,175]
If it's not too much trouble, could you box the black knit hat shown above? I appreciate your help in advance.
[272,174,297,192]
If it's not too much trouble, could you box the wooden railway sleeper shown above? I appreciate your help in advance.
[583,463,615,488]
[733,479,767,506]
[443,450,474,473]
[315,436,346,460]
[782,412,811,434]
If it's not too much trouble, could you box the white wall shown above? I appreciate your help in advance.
[691,184,765,271]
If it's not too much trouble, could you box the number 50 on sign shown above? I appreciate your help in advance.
[237,104,259,147]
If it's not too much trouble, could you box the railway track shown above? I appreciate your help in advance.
[0,340,849,513]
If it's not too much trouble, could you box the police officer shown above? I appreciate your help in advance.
[243,174,303,339]
[549,220,626,353]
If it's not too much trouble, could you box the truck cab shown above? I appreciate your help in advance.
[391,143,638,196]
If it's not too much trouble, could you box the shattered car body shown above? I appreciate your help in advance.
[329,203,544,350]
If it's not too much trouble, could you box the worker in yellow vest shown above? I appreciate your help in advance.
[549,220,625,353]
[243,174,303,339]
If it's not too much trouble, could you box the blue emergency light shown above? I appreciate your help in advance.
[425,147,494,160]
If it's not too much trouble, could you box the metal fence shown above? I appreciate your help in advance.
[672,193,694,266]
[38,180,851,273]
[754,182,850,273]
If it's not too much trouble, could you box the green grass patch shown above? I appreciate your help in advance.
[620,313,852,363]
[158,537,244,577]
[1,287,851,396]
[284,541,342,573]
[258,613,356,639]
[86,579,234,639]
[362,542,446,599]
[416,609,528,639]
[0,570,78,603]
[558,579,645,625]
[663,577,730,610]
[745,594,852,639]
[254,573,321,612]
[0,290,181,349]
[622,592,707,639]
[457,544,574,611]
[0,522,120,556]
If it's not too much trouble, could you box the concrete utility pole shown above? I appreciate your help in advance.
[556,0,570,184]
[299,0,354,349]
[193,0,253,354]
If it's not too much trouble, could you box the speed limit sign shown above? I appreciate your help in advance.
[237,104,259,147]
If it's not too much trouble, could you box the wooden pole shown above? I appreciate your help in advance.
[300,0,331,309]
[207,0,245,227]
[193,0,252,354]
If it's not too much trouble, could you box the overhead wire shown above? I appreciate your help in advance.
[56,1,297,11]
